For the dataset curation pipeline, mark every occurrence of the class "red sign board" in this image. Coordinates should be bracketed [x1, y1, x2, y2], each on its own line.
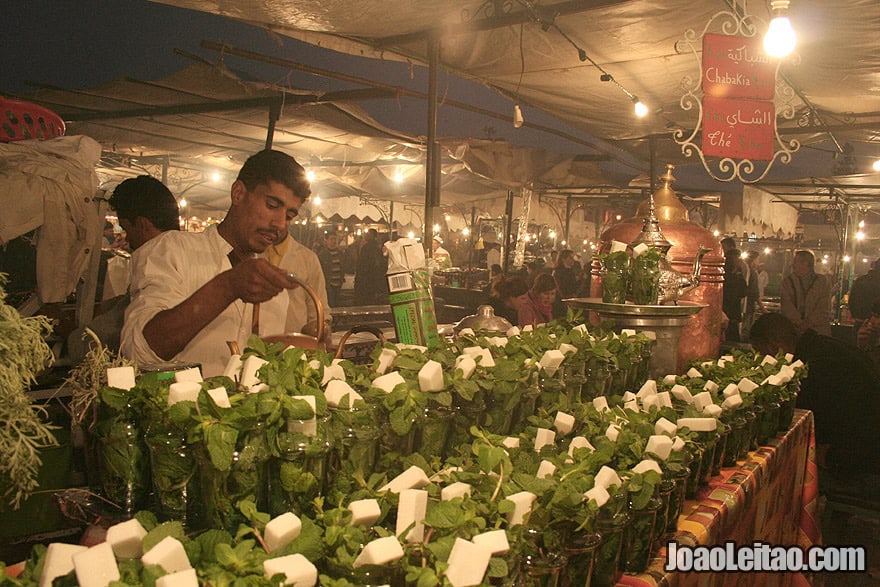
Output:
[702, 33, 775, 100]
[702, 96, 774, 161]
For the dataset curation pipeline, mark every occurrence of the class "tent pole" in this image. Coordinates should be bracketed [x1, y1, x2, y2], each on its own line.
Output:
[564, 195, 572, 246]
[424, 30, 440, 255]
[503, 191, 514, 273]
[265, 100, 281, 149]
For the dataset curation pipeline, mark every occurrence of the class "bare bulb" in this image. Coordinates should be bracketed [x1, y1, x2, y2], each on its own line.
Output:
[633, 100, 649, 118]
[513, 104, 524, 128]
[764, 16, 796, 57]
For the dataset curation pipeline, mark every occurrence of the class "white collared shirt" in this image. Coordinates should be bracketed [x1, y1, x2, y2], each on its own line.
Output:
[121, 224, 288, 377]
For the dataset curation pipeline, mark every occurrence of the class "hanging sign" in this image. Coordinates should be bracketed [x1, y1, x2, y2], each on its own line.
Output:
[701, 97, 774, 161]
[702, 33, 775, 100]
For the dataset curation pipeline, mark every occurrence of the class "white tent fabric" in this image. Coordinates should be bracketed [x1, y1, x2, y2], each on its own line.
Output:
[718, 185, 799, 239]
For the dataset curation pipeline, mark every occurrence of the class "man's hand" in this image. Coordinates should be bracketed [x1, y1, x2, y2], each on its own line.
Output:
[226, 258, 298, 303]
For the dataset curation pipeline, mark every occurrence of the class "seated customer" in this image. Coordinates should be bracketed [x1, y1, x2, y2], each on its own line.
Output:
[518, 273, 557, 328]
[488, 275, 529, 326]
[750, 312, 880, 481]
[856, 297, 880, 373]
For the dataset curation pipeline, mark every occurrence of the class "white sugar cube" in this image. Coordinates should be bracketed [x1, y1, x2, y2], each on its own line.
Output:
[678, 417, 717, 432]
[534, 428, 556, 452]
[670, 384, 693, 403]
[487, 336, 509, 347]
[472, 348, 495, 368]
[454, 355, 477, 379]
[502, 437, 520, 449]
[637, 379, 658, 398]
[641, 395, 659, 411]
[785, 353, 794, 362]
[717, 359, 727, 368]
[349, 498, 382, 526]
[645, 435, 674, 460]
[264, 512, 302, 553]
[692, 391, 713, 412]
[605, 424, 620, 442]
[610, 240, 628, 253]
[168, 381, 201, 406]
[558, 343, 578, 356]
[240, 355, 268, 390]
[324, 380, 363, 408]
[445, 538, 492, 587]
[624, 399, 640, 412]
[321, 363, 346, 386]
[206, 387, 231, 408]
[458, 327, 475, 337]
[287, 395, 317, 437]
[738, 378, 759, 393]
[553, 411, 576, 435]
[173, 367, 202, 383]
[505, 491, 537, 526]
[722, 383, 740, 398]
[222, 354, 242, 381]
[39, 543, 87, 587]
[105, 518, 147, 559]
[141, 536, 191, 574]
[307, 359, 321, 371]
[721, 394, 743, 410]
[353, 536, 404, 568]
[767, 374, 784, 386]
[396, 489, 428, 543]
[663, 374, 678, 384]
[506, 326, 521, 337]
[632, 243, 649, 257]
[106, 366, 136, 391]
[633, 459, 663, 476]
[156, 569, 198, 587]
[672, 436, 687, 452]
[621, 328, 637, 337]
[397, 344, 428, 352]
[592, 396, 610, 412]
[703, 404, 723, 417]
[263, 553, 317, 586]
[584, 485, 610, 508]
[73, 542, 119, 587]
[376, 348, 397, 374]
[536, 460, 557, 479]
[418, 360, 445, 392]
[687, 367, 703, 379]
[380, 465, 430, 493]
[568, 436, 595, 456]
[703, 380, 719, 393]
[655, 417, 678, 437]
[722, 355, 735, 362]
[656, 391, 673, 408]
[761, 355, 778, 366]
[572, 323, 589, 334]
[372, 371, 406, 393]
[441, 482, 472, 501]
[539, 350, 565, 375]
[622, 391, 637, 402]
[595, 465, 622, 489]
[473, 529, 509, 555]
[522, 324, 534, 332]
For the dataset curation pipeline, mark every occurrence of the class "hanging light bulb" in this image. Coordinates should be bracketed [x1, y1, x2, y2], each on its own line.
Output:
[513, 104, 524, 128]
[313, 196, 321, 205]
[306, 170, 316, 182]
[633, 98, 649, 118]
[873, 159, 880, 172]
[764, 0, 796, 58]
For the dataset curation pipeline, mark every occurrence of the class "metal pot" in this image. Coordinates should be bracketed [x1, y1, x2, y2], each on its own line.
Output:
[453, 305, 513, 335]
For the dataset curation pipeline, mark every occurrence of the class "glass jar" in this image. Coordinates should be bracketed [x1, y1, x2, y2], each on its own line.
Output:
[654, 478, 675, 548]
[561, 360, 587, 406]
[93, 400, 149, 516]
[623, 497, 661, 573]
[748, 404, 764, 451]
[328, 403, 382, 479]
[199, 443, 269, 532]
[562, 531, 601, 587]
[756, 401, 780, 446]
[723, 416, 747, 468]
[778, 391, 797, 432]
[666, 464, 690, 534]
[512, 384, 541, 432]
[738, 408, 756, 460]
[268, 414, 332, 517]
[711, 426, 729, 476]
[412, 405, 456, 461]
[631, 252, 662, 305]
[685, 446, 704, 500]
[145, 427, 202, 530]
[582, 363, 611, 402]
[517, 551, 567, 587]
[592, 513, 630, 587]
[601, 252, 630, 304]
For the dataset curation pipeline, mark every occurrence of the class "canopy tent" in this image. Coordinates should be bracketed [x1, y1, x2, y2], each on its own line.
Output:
[153, 0, 880, 169]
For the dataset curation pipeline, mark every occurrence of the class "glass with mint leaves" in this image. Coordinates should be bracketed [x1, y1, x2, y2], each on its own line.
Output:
[601, 250, 630, 304]
[630, 248, 664, 305]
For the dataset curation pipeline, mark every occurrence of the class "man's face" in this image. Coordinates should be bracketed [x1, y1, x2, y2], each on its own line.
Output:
[326, 234, 338, 249]
[231, 179, 303, 254]
[118, 218, 144, 250]
[793, 256, 811, 278]
[432, 239, 440, 251]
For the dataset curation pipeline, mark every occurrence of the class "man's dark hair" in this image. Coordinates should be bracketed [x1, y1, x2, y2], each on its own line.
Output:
[109, 175, 180, 231]
[499, 275, 529, 299]
[236, 149, 311, 201]
[750, 312, 799, 351]
[720, 236, 736, 251]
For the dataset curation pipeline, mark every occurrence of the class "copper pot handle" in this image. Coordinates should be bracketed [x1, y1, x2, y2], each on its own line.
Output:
[334, 324, 386, 360]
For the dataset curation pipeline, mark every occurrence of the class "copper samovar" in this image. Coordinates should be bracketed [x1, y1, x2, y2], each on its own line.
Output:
[591, 165, 725, 369]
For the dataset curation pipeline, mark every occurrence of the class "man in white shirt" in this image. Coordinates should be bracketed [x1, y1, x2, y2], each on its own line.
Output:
[121, 150, 309, 376]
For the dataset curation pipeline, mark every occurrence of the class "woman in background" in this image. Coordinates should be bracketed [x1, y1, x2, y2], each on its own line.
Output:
[519, 273, 558, 327]
[488, 275, 529, 326]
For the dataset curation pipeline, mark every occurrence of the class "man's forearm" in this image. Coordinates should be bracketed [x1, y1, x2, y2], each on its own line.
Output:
[143, 272, 236, 360]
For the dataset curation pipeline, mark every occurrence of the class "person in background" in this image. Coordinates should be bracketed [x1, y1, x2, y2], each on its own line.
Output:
[750, 312, 880, 482]
[741, 251, 766, 339]
[484, 264, 504, 297]
[525, 259, 547, 289]
[122, 150, 307, 377]
[488, 274, 529, 326]
[856, 298, 880, 373]
[354, 228, 388, 305]
[484, 234, 502, 270]
[781, 249, 832, 336]
[722, 250, 748, 342]
[431, 235, 452, 269]
[316, 231, 344, 307]
[552, 249, 580, 300]
[849, 258, 880, 330]
[519, 272, 558, 327]
[266, 229, 332, 344]
[68, 175, 180, 363]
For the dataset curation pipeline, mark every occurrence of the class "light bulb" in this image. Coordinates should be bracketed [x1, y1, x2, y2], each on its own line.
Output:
[513, 104, 524, 128]
[844, 255, 852, 263]
[764, 12, 796, 58]
[433, 224, 440, 232]
[462, 227, 470, 236]
[211, 172, 221, 183]
[313, 196, 321, 205]
[873, 159, 880, 172]
[394, 171, 404, 183]
[178, 198, 187, 208]
[633, 100, 649, 118]
[856, 230, 866, 241]
[407, 231, 415, 239]
[306, 170, 316, 182]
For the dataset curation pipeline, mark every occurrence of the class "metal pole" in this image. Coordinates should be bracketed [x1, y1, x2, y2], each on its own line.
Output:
[424, 30, 440, 255]
[564, 195, 572, 246]
[504, 190, 515, 273]
[649, 135, 657, 194]
[265, 100, 281, 150]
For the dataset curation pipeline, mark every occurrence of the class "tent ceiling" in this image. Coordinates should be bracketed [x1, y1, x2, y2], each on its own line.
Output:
[153, 0, 880, 153]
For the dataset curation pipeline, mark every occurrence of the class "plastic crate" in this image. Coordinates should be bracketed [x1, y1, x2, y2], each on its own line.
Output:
[1, 96, 66, 142]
